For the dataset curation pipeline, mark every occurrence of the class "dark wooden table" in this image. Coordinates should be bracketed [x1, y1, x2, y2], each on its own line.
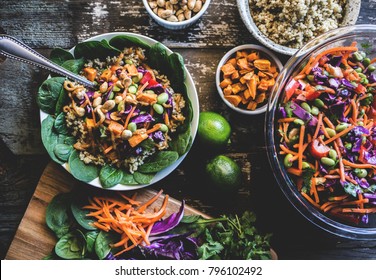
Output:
[1, 0, 376, 260]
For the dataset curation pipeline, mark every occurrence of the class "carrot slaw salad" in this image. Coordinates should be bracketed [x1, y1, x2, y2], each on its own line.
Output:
[277, 42, 376, 224]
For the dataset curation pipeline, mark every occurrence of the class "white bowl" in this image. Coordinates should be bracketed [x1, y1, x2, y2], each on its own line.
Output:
[216, 44, 283, 115]
[40, 32, 199, 191]
[237, 0, 361, 56]
[142, 0, 211, 30]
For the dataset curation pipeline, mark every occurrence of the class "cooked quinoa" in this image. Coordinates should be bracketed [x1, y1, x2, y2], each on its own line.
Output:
[249, 0, 347, 49]
[63, 47, 186, 174]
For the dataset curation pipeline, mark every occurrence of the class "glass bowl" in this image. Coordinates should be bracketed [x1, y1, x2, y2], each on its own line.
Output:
[266, 25, 376, 240]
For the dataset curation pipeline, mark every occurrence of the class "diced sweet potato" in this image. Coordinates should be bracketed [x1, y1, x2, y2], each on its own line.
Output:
[221, 63, 236, 76]
[136, 92, 158, 104]
[254, 59, 271, 71]
[225, 95, 242, 107]
[231, 83, 246, 94]
[255, 93, 266, 104]
[236, 51, 248, 59]
[100, 69, 112, 82]
[247, 101, 257, 110]
[128, 133, 148, 147]
[243, 89, 252, 100]
[231, 70, 240, 80]
[247, 52, 260, 62]
[227, 58, 237, 67]
[126, 64, 139, 76]
[220, 78, 233, 88]
[223, 85, 233, 96]
[237, 58, 252, 71]
[258, 79, 270, 92]
[83, 67, 97, 82]
[246, 76, 258, 100]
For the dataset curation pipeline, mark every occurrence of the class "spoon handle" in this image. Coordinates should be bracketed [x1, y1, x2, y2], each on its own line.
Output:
[0, 34, 96, 88]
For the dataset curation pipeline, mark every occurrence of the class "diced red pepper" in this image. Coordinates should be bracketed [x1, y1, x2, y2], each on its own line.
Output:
[285, 79, 300, 101]
[355, 83, 366, 94]
[140, 71, 152, 84]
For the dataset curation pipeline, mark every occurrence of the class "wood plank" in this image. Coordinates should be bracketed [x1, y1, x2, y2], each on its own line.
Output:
[5, 161, 211, 260]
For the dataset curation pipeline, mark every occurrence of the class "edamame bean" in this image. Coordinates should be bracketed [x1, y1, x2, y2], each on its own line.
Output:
[367, 65, 376, 72]
[352, 51, 363, 62]
[157, 92, 169, 104]
[329, 149, 337, 160]
[159, 124, 168, 132]
[301, 102, 311, 113]
[125, 59, 133, 65]
[153, 103, 164, 114]
[284, 154, 294, 168]
[307, 75, 314, 82]
[358, 73, 366, 79]
[325, 128, 336, 138]
[335, 122, 349, 132]
[311, 106, 319, 116]
[121, 130, 133, 140]
[355, 67, 363, 73]
[321, 157, 336, 167]
[128, 122, 137, 132]
[361, 78, 369, 85]
[128, 85, 137, 94]
[345, 143, 352, 150]
[363, 57, 371, 67]
[302, 162, 310, 169]
[132, 75, 140, 83]
[293, 119, 304, 126]
[314, 98, 325, 108]
[354, 168, 368, 178]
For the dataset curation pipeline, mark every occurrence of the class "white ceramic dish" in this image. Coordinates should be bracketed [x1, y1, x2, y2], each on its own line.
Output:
[40, 32, 199, 191]
[237, 0, 361, 56]
[142, 0, 211, 30]
[215, 44, 283, 115]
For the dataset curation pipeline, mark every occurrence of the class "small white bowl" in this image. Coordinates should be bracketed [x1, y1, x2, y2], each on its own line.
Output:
[216, 44, 283, 115]
[142, 0, 211, 30]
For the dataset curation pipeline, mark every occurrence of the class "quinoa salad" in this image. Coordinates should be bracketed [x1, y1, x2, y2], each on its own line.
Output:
[249, 0, 347, 49]
[63, 47, 186, 174]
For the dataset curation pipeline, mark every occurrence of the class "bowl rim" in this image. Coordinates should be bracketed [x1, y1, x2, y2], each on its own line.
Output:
[40, 32, 199, 191]
[142, 0, 211, 27]
[237, 0, 361, 56]
[265, 25, 376, 239]
[215, 44, 283, 115]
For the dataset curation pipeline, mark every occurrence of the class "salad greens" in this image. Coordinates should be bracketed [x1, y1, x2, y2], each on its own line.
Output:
[44, 191, 272, 260]
[37, 35, 194, 188]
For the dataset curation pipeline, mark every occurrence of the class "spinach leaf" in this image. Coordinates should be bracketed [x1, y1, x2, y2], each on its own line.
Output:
[54, 112, 68, 135]
[64, 136, 76, 145]
[60, 57, 85, 74]
[120, 170, 138, 185]
[170, 128, 192, 156]
[109, 35, 151, 51]
[55, 230, 86, 259]
[180, 215, 202, 224]
[99, 165, 124, 189]
[41, 115, 65, 164]
[37, 77, 66, 114]
[133, 171, 155, 184]
[148, 42, 169, 74]
[85, 231, 99, 254]
[95, 231, 119, 260]
[74, 40, 121, 60]
[167, 52, 186, 87]
[50, 48, 74, 66]
[53, 144, 73, 162]
[68, 150, 99, 182]
[46, 193, 72, 238]
[54, 80, 68, 115]
[70, 198, 97, 230]
[138, 151, 179, 173]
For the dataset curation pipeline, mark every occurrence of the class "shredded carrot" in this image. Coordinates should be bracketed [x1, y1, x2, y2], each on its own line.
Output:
[83, 190, 171, 257]
[313, 113, 323, 139]
[342, 159, 376, 169]
[123, 105, 136, 129]
[301, 191, 320, 208]
[324, 125, 355, 145]
[277, 117, 297, 123]
[342, 207, 376, 214]
[298, 125, 305, 170]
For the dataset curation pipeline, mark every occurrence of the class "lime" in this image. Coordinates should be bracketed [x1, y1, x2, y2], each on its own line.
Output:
[205, 155, 242, 192]
[197, 112, 231, 149]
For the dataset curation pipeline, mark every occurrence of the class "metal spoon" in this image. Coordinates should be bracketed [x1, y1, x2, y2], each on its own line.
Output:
[0, 34, 96, 88]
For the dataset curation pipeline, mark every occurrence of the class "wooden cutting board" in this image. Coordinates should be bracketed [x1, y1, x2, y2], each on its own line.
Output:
[5, 161, 210, 260]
